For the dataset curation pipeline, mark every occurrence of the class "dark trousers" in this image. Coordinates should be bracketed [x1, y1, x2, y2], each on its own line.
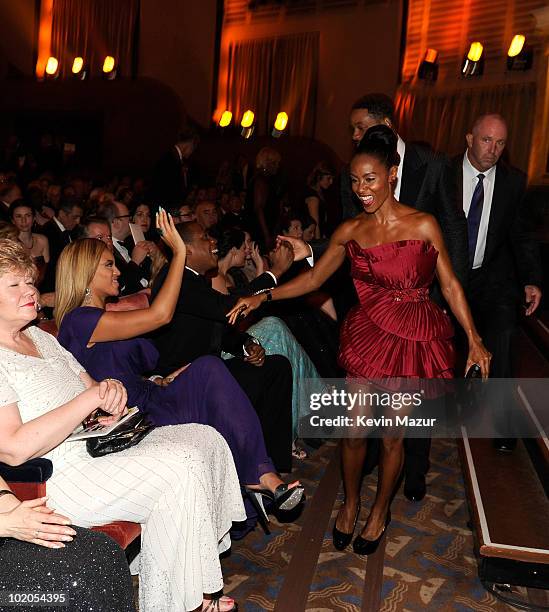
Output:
[468, 268, 517, 379]
[225, 355, 293, 473]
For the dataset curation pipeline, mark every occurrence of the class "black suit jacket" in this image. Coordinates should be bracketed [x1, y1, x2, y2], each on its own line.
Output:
[150, 267, 276, 375]
[453, 156, 542, 303]
[41, 219, 72, 291]
[338, 143, 469, 289]
[112, 244, 150, 296]
[151, 148, 198, 206]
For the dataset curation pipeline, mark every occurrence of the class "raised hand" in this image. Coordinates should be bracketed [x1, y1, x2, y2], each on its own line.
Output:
[156, 207, 186, 258]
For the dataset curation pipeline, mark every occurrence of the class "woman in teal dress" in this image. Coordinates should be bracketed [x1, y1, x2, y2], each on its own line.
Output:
[211, 226, 324, 457]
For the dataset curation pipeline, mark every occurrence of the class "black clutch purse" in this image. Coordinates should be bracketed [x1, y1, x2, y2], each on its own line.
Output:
[86, 411, 155, 458]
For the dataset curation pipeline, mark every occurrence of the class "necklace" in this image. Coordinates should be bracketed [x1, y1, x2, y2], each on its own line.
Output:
[21, 234, 34, 251]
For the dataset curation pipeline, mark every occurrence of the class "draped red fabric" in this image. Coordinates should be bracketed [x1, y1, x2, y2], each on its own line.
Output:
[50, 0, 138, 77]
[226, 32, 319, 137]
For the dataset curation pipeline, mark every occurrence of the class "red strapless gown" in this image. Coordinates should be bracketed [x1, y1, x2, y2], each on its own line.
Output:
[339, 239, 455, 379]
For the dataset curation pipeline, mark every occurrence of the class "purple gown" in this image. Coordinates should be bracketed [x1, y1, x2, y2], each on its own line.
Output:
[57, 306, 275, 485]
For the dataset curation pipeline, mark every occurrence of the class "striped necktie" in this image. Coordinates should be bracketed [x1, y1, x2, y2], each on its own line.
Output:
[467, 173, 485, 265]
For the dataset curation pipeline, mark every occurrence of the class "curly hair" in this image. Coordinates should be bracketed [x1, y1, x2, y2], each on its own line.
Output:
[0, 238, 37, 280]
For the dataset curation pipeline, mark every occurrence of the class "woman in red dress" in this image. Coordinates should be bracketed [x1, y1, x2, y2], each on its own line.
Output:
[227, 125, 491, 554]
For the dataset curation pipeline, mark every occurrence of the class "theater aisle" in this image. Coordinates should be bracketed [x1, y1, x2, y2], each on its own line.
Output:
[220, 440, 549, 611]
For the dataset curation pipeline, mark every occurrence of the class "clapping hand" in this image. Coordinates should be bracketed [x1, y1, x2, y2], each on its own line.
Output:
[2, 497, 76, 549]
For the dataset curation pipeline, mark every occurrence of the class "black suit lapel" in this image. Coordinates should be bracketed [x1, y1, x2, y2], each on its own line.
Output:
[400, 145, 426, 208]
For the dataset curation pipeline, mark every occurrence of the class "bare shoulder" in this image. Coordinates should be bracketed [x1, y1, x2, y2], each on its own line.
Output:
[411, 211, 442, 241]
[34, 233, 48, 246]
[331, 216, 363, 245]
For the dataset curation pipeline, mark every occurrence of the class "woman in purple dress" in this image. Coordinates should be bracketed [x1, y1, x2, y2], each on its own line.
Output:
[54, 210, 304, 517]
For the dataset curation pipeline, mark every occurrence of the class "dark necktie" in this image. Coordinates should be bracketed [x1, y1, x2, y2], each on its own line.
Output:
[467, 173, 485, 265]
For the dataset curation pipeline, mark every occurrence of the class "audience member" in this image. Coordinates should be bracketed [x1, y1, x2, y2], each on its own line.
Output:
[0, 184, 23, 222]
[0, 237, 246, 612]
[194, 200, 219, 230]
[99, 201, 157, 294]
[9, 201, 50, 287]
[56, 214, 304, 520]
[152, 127, 200, 205]
[0, 475, 135, 611]
[248, 148, 284, 248]
[304, 162, 334, 238]
[150, 222, 295, 472]
[41, 199, 83, 292]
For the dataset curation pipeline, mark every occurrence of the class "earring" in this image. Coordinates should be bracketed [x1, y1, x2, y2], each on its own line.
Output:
[83, 287, 92, 306]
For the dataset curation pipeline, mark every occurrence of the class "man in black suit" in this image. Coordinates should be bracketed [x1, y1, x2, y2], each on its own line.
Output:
[150, 222, 295, 472]
[98, 201, 158, 295]
[0, 183, 23, 222]
[152, 128, 199, 206]
[41, 198, 83, 292]
[456, 113, 542, 451]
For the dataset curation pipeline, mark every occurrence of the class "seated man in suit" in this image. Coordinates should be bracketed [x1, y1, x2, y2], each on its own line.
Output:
[98, 201, 159, 295]
[150, 221, 295, 472]
[41, 198, 83, 292]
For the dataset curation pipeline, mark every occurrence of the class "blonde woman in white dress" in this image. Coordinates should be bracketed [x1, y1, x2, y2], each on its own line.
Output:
[0, 228, 245, 612]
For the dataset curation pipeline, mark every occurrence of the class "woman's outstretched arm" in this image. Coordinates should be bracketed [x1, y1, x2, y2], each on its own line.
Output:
[226, 220, 354, 324]
[89, 209, 186, 342]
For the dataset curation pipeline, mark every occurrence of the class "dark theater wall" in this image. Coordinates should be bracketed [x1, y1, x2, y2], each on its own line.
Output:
[218, 0, 404, 161]
[138, 0, 219, 129]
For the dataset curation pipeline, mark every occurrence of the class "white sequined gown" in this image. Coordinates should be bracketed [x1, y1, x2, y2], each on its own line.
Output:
[0, 327, 246, 612]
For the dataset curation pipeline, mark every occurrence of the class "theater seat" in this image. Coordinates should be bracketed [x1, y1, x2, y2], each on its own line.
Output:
[0, 459, 142, 552]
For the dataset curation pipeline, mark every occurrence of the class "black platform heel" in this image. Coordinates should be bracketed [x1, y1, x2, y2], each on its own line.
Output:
[352, 510, 391, 556]
[332, 503, 360, 551]
[245, 484, 306, 535]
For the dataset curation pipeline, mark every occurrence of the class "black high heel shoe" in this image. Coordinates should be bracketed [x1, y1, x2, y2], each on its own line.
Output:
[245, 484, 306, 535]
[352, 511, 391, 556]
[332, 504, 360, 551]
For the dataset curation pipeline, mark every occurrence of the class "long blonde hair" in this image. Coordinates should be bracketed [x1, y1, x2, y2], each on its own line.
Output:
[54, 239, 106, 328]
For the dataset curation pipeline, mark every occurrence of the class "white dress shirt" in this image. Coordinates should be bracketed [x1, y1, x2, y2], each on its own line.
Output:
[394, 136, 406, 200]
[462, 152, 497, 269]
[53, 216, 71, 240]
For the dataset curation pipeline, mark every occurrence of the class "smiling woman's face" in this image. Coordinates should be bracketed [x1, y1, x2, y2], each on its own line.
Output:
[88, 248, 121, 300]
[0, 270, 38, 327]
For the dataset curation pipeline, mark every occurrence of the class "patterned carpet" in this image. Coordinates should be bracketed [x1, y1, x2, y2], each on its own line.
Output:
[219, 440, 549, 611]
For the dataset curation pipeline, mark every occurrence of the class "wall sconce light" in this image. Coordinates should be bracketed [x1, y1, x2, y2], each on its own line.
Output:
[507, 35, 532, 71]
[218, 111, 232, 128]
[418, 48, 438, 81]
[240, 110, 255, 138]
[102, 56, 117, 79]
[71, 57, 87, 80]
[45, 56, 59, 79]
[272, 112, 288, 137]
[462, 42, 484, 77]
